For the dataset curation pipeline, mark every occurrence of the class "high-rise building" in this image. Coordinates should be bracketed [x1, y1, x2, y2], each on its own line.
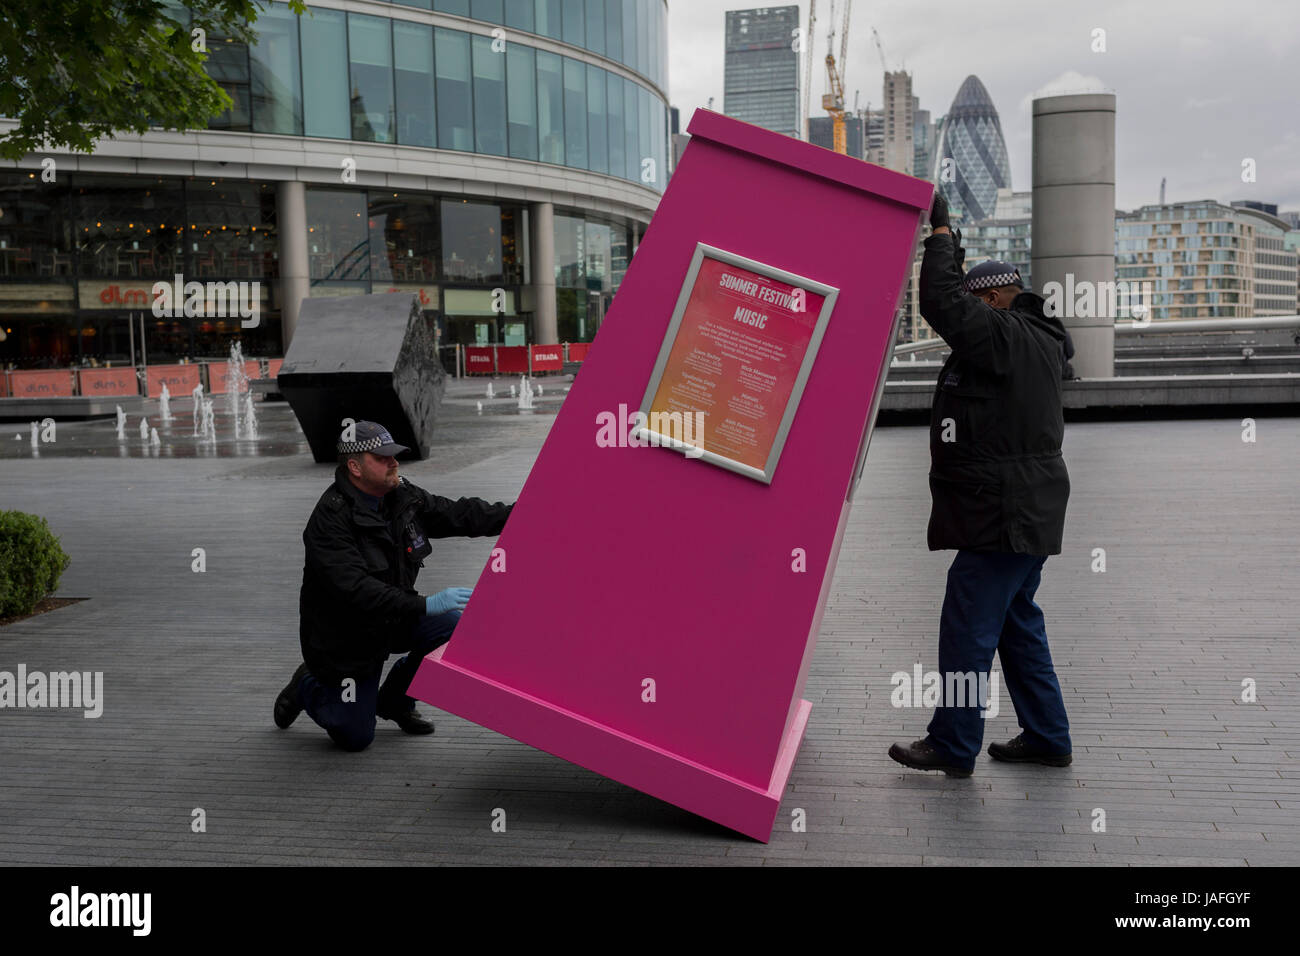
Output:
[1117, 201, 1298, 319]
[933, 75, 1012, 222]
[808, 115, 864, 159]
[913, 100, 936, 180]
[723, 6, 800, 137]
[880, 71, 914, 174]
[863, 109, 885, 163]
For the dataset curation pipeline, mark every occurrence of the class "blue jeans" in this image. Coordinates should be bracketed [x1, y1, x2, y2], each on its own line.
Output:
[298, 610, 460, 751]
[925, 551, 1071, 770]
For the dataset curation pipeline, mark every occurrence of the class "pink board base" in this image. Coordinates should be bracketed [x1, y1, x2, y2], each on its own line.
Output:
[409, 648, 812, 843]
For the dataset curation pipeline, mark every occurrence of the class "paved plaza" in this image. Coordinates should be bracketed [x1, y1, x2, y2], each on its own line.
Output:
[1, 380, 1297, 865]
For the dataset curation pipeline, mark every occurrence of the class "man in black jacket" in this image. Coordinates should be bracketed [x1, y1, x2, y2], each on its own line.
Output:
[888, 194, 1073, 777]
[273, 420, 513, 751]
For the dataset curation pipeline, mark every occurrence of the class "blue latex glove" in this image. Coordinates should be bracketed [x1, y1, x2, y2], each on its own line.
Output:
[426, 587, 472, 616]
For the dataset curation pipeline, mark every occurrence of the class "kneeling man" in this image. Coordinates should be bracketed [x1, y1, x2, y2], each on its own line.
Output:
[274, 420, 513, 751]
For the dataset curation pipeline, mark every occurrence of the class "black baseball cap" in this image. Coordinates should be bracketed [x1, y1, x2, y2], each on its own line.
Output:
[336, 420, 409, 456]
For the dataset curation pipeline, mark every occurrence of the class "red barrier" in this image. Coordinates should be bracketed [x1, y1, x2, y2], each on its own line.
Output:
[264, 358, 284, 379]
[0, 372, 7, 397]
[567, 342, 591, 362]
[495, 346, 528, 374]
[78, 368, 139, 397]
[208, 360, 262, 394]
[145, 364, 201, 398]
[465, 347, 496, 375]
[9, 370, 76, 398]
[530, 345, 563, 372]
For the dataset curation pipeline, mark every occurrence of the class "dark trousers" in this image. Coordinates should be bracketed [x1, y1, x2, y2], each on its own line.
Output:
[299, 610, 460, 751]
[925, 550, 1071, 770]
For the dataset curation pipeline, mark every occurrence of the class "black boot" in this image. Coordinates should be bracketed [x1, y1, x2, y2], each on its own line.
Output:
[379, 706, 435, 735]
[274, 662, 310, 729]
[888, 738, 973, 777]
[988, 733, 1072, 766]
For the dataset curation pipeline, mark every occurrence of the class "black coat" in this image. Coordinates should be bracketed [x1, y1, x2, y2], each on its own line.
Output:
[919, 232, 1070, 555]
[298, 467, 512, 684]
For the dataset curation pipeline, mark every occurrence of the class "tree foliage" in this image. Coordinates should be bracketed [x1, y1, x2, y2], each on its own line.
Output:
[0, 0, 307, 160]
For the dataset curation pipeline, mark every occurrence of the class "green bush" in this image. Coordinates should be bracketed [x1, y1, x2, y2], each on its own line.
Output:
[0, 511, 71, 618]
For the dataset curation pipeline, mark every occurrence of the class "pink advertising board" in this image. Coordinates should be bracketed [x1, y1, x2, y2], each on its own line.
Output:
[408, 109, 932, 841]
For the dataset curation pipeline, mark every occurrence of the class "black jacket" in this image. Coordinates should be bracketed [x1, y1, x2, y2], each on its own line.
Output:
[299, 467, 512, 684]
[919, 231, 1070, 555]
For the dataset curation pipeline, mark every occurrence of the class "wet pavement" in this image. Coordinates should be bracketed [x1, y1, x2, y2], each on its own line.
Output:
[0, 374, 567, 461]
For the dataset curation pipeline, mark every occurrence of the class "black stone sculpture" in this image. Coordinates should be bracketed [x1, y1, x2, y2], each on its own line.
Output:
[277, 293, 445, 462]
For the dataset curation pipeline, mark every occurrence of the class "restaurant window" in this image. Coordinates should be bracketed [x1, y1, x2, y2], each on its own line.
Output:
[0, 172, 76, 280]
[185, 179, 279, 279]
[75, 176, 185, 280]
[369, 193, 441, 285]
[442, 199, 503, 283]
[306, 189, 369, 281]
[554, 213, 584, 288]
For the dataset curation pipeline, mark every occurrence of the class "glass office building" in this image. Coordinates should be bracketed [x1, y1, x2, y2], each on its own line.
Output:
[0, 0, 669, 367]
[932, 75, 1011, 223]
[723, 6, 799, 138]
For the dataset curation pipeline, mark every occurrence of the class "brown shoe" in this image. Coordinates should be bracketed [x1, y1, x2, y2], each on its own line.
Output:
[888, 739, 973, 777]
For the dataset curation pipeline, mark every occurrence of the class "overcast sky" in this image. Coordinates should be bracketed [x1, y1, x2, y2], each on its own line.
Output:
[666, 0, 1300, 213]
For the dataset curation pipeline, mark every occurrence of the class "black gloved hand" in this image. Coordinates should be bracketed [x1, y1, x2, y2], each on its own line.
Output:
[929, 191, 951, 230]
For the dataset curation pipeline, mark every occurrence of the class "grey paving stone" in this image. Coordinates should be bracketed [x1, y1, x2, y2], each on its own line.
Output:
[0, 392, 1297, 865]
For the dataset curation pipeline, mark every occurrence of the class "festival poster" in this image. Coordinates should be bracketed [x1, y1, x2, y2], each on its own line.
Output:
[645, 253, 827, 475]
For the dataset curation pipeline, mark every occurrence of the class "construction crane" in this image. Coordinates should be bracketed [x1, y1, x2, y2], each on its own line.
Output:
[822, 0, 852, 154]
[872, 26, 887, 72]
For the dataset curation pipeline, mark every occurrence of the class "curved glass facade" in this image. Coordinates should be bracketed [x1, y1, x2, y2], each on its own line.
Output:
[0, 2, 667, 369]
[190, 1, 669, 192]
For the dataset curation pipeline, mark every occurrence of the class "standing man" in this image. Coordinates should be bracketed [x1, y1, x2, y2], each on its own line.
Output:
[274, 420, 513, 752]
[888, 194, 1073, 777]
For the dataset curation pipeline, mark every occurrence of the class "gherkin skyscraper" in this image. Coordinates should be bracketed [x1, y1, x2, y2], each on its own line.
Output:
[932, 76, 1011, 222]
